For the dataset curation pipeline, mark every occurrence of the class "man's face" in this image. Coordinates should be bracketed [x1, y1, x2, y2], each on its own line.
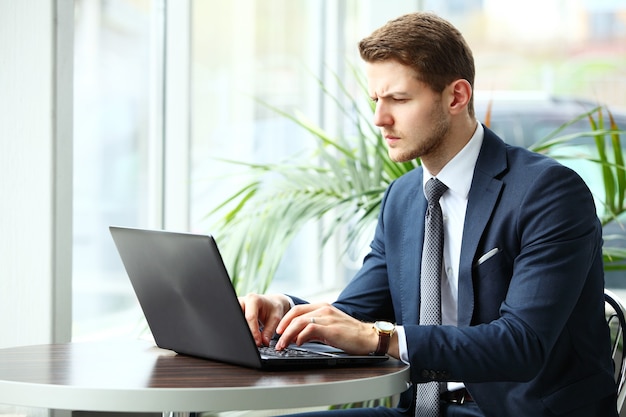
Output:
[365, 60, 450, 163]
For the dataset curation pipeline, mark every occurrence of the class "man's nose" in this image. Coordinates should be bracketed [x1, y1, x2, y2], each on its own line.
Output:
[373, 102, 392, 127]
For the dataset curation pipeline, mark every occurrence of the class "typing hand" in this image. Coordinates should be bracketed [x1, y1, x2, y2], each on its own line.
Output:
[238, 293, 292, 347]
[275, 303, 378, 356]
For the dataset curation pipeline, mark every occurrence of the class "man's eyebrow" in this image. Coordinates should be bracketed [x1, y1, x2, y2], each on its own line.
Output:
[374, 91, 411, 98]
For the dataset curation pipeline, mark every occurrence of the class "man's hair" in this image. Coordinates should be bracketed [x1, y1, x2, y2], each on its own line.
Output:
[359, 12, 475, 117]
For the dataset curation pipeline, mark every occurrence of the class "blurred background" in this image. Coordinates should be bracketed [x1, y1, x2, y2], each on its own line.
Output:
[72, 0, 626, 340]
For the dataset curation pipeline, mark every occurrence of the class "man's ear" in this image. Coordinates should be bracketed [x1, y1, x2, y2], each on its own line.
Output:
[447, 79, 472, 115]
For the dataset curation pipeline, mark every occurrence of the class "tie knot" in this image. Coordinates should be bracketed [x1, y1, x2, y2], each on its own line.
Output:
[425, 177, 448, 204]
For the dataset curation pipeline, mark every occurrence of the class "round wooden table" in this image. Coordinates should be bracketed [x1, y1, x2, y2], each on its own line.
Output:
[0, 340, 411, 414]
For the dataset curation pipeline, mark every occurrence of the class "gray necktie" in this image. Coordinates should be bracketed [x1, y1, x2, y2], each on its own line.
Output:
[416, 177, 448, 417]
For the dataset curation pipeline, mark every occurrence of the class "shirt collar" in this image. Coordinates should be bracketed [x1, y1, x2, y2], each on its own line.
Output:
[423, 122, 484, 199]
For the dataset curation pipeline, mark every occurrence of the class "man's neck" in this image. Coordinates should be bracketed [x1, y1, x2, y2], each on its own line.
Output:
[421, 119, 478, 176]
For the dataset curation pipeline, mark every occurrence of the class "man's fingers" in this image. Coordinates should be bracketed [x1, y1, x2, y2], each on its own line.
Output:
[240, 296, 264, 346]
[275, 306, 326, 350]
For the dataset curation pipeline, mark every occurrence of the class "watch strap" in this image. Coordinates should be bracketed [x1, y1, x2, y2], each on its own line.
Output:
[374, 330, 391, 355]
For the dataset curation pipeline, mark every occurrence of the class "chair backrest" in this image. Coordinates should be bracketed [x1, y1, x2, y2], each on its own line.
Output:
[605, 289, 626, 415]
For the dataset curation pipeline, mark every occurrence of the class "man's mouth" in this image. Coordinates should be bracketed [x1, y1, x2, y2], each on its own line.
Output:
[385, 135, 400, 146]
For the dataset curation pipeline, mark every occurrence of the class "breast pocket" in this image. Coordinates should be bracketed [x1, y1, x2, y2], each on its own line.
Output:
[472, 248, 513, 323]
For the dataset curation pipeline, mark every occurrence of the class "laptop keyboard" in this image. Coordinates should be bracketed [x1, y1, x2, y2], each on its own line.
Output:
[258, 345, 327, 358]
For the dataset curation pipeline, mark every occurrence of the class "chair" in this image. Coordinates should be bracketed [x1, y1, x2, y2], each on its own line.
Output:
[605, 289, 626, 415]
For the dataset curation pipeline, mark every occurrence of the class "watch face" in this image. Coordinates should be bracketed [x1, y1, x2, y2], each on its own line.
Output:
[376, 321, 394, 332]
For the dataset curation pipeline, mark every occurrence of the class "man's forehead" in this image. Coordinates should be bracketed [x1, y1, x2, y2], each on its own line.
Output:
[365, 61, 423, 95]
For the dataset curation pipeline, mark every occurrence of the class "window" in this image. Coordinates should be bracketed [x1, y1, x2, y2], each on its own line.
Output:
[189, 0, 326, 296]
[73, 0, 159, 339]
[73, 0, 626, 340]
[189, 0, 422, 297]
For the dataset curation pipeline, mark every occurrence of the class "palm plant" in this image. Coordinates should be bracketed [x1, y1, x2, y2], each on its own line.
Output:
[207, 71, 626, 295]
[207, 68, 419, 294]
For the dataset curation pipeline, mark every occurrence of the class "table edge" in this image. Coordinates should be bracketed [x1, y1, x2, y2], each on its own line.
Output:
[0, 365, 411, 412]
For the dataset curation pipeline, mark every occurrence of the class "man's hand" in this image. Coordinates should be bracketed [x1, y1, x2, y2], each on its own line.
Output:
[274, 303, 380, 356]
[238, 293, 291, 347]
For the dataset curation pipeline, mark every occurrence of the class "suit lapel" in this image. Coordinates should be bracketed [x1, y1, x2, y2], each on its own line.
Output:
[457, 128, 507, 326]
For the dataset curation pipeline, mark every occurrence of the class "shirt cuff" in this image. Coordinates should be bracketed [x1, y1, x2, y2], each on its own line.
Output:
[395, 325, 410, 365]
[284, 294, 296, 308]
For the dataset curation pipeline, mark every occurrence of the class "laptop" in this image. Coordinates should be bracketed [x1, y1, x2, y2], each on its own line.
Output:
[109, 226, 389, 369]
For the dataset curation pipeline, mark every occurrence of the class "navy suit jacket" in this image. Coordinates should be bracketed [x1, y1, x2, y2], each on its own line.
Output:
[329, 127, 617, 416]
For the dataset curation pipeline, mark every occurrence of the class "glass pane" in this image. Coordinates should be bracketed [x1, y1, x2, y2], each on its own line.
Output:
[190, 0, 326, 296]
[73, 0, 156, 340]
[73, 0, 626, 339]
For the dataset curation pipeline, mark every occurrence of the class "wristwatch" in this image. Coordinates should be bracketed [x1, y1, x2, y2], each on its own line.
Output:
[372, 321, 396, 355]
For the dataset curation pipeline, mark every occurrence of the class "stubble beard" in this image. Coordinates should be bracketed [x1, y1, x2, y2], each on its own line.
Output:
[388, 107, 450, 163]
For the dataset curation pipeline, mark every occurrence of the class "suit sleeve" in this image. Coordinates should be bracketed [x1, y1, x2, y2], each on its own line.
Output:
[332, 181, 398, 323]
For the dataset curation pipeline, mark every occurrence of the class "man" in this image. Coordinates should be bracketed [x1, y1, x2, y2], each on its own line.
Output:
[239, 12, 618, 417]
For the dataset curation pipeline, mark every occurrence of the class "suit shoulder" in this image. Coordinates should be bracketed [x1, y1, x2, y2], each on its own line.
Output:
[482, 127, 579, 179]
[505, 142, 580, 179]
[388, 164, 423, 187]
